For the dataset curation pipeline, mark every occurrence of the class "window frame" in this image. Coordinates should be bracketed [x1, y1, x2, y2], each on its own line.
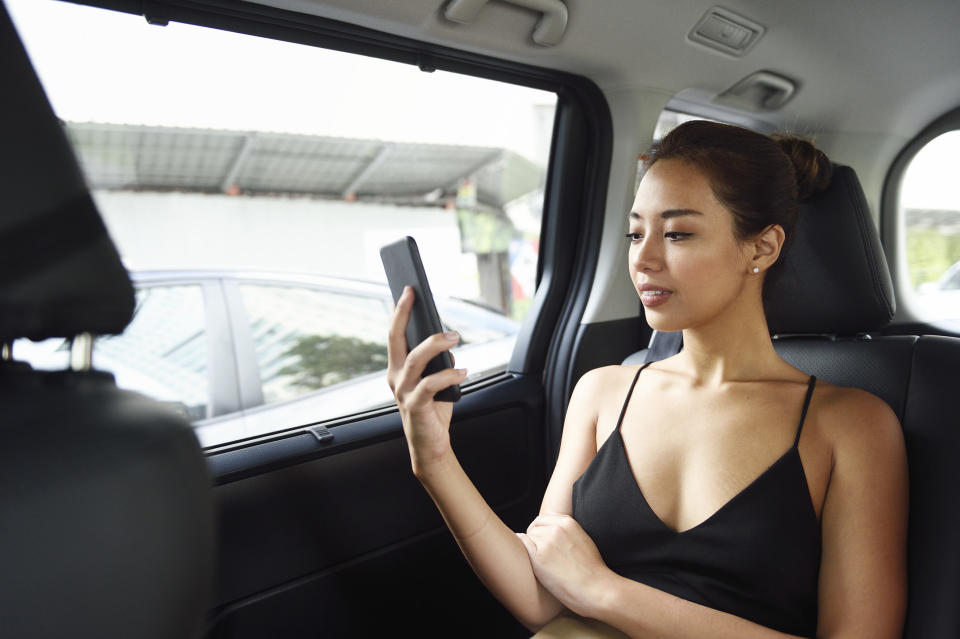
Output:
[882, 104, 960, 333]
[125, 274, 241, 419]
[62, 0, 612, 456]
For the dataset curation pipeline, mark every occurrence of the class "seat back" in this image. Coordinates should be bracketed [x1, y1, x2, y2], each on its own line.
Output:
[762, 166, 959, 638]
[0, 4, 214, 638]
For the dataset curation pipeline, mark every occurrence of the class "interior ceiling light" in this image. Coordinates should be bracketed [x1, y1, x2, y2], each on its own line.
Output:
[442, 0, 568, 47]
[687, 6, 765, 57]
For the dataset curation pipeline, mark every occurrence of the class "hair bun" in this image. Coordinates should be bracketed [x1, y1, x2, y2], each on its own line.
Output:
[772, 134, 833, 201]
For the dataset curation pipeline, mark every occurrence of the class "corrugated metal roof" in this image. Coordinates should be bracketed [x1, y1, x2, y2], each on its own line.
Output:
[65, 122, 543, 208]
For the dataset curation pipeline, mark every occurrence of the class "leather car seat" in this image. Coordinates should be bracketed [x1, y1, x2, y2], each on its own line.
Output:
[768, 164, 959, 639]
[627, 163, 960, 638]
[0, 3, 215, 638]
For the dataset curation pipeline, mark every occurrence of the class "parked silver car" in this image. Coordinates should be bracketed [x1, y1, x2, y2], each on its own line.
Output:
[15, 270, 520, 448]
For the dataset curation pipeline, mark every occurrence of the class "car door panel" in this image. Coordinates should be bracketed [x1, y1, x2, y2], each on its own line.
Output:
[207, 374, 545, 637]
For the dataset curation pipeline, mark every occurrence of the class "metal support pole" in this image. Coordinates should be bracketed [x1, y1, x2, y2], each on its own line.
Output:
[70, 333, 94, 371]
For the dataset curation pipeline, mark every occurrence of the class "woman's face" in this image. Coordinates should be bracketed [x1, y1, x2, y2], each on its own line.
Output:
[628, 158, 754, 332]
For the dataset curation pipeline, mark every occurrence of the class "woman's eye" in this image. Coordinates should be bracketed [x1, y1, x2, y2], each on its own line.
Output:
[665, 232, 693, 241]
[624, 232, 643, 243]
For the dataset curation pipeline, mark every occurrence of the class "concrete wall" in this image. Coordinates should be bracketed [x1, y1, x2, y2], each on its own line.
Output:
[93, 190, 480, 298]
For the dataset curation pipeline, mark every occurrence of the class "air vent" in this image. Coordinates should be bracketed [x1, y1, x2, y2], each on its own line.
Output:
[688, 6, 765, 57]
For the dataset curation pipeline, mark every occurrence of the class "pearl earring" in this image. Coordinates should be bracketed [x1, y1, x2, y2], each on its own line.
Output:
[752, 266, 760, 274]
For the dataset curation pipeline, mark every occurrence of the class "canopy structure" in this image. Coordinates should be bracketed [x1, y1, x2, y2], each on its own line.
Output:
[65, 122, 543, 209]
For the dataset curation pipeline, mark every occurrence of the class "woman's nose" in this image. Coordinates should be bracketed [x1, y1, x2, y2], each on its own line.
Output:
[631, 236, 664, 272]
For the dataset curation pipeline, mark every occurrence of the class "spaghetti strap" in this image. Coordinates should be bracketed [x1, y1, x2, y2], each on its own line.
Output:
[793, 375, 817, 448]
[615, 362, 650, 432]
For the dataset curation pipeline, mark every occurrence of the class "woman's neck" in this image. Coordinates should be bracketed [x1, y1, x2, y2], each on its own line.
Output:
[674, 294, 789, 387]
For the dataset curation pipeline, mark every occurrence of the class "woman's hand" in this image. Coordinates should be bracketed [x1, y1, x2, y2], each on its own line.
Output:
[517, 512, 614, 618]
[387, 286, 467, 476]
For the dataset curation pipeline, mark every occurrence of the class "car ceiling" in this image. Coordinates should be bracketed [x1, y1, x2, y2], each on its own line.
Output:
[250, 0, 960, 143]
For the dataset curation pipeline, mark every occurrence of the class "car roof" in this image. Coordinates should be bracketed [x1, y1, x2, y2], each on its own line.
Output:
[131, 268, 391, 294]
[256, 0, 960, 143]
[130, 268, 521, 329]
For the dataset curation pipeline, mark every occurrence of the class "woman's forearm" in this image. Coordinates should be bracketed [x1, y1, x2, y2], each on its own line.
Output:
[586, 572, 805, 639]
[414, 446, 564, 631]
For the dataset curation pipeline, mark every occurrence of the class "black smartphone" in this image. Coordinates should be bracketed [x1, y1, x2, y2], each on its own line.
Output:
[380, 236, 461, 402]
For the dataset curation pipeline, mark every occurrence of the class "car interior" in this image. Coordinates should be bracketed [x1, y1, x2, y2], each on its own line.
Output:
[1, 1, 958, 638]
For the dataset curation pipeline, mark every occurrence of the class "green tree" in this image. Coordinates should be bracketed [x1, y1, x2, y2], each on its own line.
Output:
[277, 334, 388, 391]
[907, 228, 960, 287]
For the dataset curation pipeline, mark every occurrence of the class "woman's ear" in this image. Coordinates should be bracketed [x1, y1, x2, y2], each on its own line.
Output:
[749, 224, 785, 273]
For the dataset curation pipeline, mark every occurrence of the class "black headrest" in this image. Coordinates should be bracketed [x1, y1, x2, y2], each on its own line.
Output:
[765, 164, 895, 335]
[0, 3, 134, 343]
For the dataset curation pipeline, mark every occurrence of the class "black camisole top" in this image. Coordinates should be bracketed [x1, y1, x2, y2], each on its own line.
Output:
[572, 363, 821, 637]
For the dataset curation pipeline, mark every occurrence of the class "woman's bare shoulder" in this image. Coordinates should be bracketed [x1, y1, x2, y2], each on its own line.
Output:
[565, 365, 642, 434]
[576, 364, 643, 392]
[810, 380, 903, 458]
[541, 365, 646, 514]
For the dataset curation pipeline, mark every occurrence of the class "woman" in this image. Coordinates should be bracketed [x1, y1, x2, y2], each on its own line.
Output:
[386, 121, 908, 638]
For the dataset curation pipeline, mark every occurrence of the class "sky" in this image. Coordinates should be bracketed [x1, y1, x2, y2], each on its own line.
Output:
[7, 0, 959, 212]
[6, 0, 556, 163]
[900, 131, 960, 211]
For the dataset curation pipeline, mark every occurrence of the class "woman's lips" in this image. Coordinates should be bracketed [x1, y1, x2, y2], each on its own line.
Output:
[639, 288, 673, 307]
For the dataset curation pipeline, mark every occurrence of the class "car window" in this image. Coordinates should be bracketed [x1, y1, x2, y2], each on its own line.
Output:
[8, 0, 556, 446]
[900, 130, 960, 326]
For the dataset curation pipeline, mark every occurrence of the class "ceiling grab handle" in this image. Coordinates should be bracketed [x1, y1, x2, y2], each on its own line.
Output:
[443, 0, 568, 46]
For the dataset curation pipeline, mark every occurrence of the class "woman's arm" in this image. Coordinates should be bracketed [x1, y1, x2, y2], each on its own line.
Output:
[413, 446, 562, 630]
[520, 512, 808, 639]
[813, 388, 908, 638]
[387, 287, 607, 630]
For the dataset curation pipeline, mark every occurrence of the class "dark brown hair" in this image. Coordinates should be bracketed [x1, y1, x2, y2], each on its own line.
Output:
[645, 120, 832, 298]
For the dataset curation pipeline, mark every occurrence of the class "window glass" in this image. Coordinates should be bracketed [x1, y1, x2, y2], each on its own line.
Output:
[11, 338, 70, 371]
[900, 130, 960, 328]
[236, 282, 521, 420]
[12, 285, 209, 423]
[97, 285, 209, 421]
[8, 0, 554, 445]
[238, 284, 391, 406]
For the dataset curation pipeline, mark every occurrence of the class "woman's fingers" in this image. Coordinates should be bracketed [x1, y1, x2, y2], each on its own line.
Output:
[387, 285, 464, 403]
[405, 366, 467, 405]
[387, 286, 414, 390]
[516, 532, 537, 557]
[396, 332, 460, 395]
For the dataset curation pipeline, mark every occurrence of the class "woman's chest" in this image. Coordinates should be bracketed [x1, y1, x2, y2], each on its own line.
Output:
[593, 391, 830, 534]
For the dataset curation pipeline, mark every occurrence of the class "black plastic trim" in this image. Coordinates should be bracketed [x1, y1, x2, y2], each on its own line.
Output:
[883, 321, 960, 339]
[69, 0, 577, 91]
[539, 97, 613, 471]
[207, 373, 542, 484]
